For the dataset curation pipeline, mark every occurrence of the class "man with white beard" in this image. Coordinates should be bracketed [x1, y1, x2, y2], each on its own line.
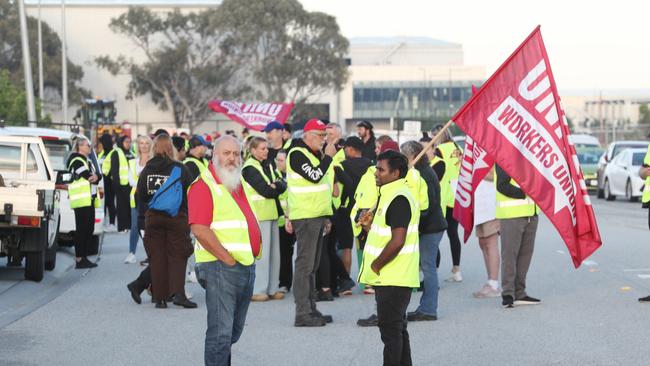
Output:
[188, 135, 262, 366]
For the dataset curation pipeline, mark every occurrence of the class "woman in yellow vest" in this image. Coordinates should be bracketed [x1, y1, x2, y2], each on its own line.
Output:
[242, 137, 287, 301]
[67, 137, 102, 269]
[125, 135, 152, 264]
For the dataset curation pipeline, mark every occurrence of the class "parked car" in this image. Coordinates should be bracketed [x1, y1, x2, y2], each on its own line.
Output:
[0, 135, 64, 281]
[576, 147, 604, 192]
[602, 148, 646, 202]
[569, 134, 601, 149]
[0, 127, 105, 253]
[597, 141, 649, 198]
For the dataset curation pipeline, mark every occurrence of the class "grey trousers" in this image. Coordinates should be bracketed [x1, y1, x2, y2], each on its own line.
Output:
[499, 216, 538, 299]
[292, 217, 326, 318]
[253, 220, 281, 296]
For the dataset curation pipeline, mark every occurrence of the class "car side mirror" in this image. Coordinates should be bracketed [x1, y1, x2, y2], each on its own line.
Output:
[56, 171, 73, 184]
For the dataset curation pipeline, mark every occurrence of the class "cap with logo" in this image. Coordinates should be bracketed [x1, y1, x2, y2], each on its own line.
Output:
[304, 118, 327, 133]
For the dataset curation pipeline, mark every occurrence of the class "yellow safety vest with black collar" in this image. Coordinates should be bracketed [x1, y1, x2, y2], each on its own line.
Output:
[129, 159, 138, 208]
[430, 155, 449, 216]
[358, 178, 420, 288]
[495, 169, 537, 219]
[241, 158, 279, 221]
[437, 141, 462, 208]
[192, 168, 260, 265]
[286, 146, 333, 220]
[101, 148, 129, 185]
[68, 157, 93, 209]
[329, 148, 346, 209]
[405, 168, 429, 212]
[642, 144, 650, 204]
[183, 156, 209, 179]
[350, 166, 378, 237]
[277, 169, 289, 227]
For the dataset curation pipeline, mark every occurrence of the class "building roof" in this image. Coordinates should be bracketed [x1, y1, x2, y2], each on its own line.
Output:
[350, 36, 460, 48]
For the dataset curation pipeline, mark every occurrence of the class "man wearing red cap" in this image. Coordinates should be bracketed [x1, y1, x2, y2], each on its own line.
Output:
[286, 118, 337, 326]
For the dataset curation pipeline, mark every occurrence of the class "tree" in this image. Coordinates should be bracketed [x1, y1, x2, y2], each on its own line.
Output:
[0, 70, 49, 125]
[215, 0, 350, 118]
[639, 104, 650, 125]
[0, 1, 90, 109]
[95, 7, 248, 129]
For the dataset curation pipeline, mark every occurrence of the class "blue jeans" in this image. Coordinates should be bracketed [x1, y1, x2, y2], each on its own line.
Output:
[196, 261, 255, 366]
[416, 232, 444, 316]
[129, 207, 139, 253]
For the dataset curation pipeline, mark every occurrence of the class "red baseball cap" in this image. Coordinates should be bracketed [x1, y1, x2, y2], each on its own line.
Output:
[303, 118, 327, 133]
[379, 140, 399, 153]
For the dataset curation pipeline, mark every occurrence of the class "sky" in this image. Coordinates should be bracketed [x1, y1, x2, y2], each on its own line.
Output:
[300, 0, 650, 96]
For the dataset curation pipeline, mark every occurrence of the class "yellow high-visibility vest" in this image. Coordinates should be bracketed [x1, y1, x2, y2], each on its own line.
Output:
[286, 146, 333, 220]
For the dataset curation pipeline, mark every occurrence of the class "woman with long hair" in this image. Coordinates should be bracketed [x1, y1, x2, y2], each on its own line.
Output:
[125, 135, 152, 264]
[241, 137, 286, 301]
[136, 134, 195, 309]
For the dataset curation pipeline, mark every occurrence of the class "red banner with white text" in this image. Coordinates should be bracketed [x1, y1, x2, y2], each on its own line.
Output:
[451, 26, 602, 267]
[208, 100, 294, 131]
[453, 136, 495, 242]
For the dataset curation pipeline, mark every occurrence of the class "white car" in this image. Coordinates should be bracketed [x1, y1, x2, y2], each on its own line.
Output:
[602, 148, 647, 202]
[597, 140, 648, 198]
[0, 127, 105, 252]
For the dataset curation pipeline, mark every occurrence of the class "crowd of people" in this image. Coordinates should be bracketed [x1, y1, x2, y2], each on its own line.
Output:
[66, 118, 543, 366]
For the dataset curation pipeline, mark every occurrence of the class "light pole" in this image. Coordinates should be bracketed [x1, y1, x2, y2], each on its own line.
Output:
[18, 0, 38, 126]
[61, 0, 68, 124]
[37, 0, 44, 119]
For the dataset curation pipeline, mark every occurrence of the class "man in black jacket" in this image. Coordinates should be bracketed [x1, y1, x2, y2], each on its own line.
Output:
[400, 141, 448, 321]
[356, 120, 377, 162]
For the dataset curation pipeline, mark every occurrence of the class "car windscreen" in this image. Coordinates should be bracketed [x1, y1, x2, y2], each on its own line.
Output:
[577, 150, 602, 165]
[613, 143, 647, 158]
[633, 152, 646, 166]
[43, 139, 71, 171]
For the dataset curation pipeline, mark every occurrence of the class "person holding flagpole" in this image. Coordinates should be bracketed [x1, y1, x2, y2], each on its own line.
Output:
[495, 165, 541, 308]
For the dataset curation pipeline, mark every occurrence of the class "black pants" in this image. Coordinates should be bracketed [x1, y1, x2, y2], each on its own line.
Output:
[115, 184, 131, 231]
[375, 286, 412, 366]
[279, 225, 295, 290]
[444, 206, 461, 266]
[73, 204, 95, 258]
[104, 177, 116, 224]
[317, 225, 351, 290]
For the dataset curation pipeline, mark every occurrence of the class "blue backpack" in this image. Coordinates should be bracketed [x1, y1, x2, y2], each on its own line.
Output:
[148, 166, 183, 217]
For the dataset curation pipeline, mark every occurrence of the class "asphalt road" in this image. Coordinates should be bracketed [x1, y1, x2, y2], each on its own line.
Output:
[1, 198, 650, 366]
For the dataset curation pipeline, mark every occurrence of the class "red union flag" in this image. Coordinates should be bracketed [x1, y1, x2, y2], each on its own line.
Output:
[453, 135, 495, 242]
[451, 26, 602, 267]
[208, 100, 294, 131]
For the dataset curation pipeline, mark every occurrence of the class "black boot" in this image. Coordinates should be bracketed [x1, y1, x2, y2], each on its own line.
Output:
[173, 293, 198, 309]
[127, 281, 144, 304]
[155, 300, 167, 309]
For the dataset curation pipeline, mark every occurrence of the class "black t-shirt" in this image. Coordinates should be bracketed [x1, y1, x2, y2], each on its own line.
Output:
[385, 195, 411, 229]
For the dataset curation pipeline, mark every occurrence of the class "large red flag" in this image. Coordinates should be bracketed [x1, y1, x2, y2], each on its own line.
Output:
[453, 135, 495, 242]
[208, 100, 294, 131]
[451, 26, 602, 267]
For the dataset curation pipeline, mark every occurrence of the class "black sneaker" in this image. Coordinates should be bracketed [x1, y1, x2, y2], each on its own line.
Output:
[140, 258, 149, 266]
[316, 289, 334, 302]
[312, 309, 333, 323]
[502, 295, 514, 309]
[173, 293, 198, 309]
[514, 296, 541, 306]
[155, 300, 167, 309]
[295, 315, 326, 327]
[357, 314, 378, 327]
[75, 258, 97, 269]
[338, 279, 356, 294]
[407, 311, 437, 321]
[639, 295, 650, 302]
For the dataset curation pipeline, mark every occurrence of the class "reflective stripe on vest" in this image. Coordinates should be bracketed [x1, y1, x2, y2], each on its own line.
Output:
[358, 178, 420, 288]
[101, 148, 129, 185]
[241, 158, 279, 221]
[642, 145, 650, 204]
[68, 157, 92, 208]
[286, 147, 333, 220]
[193, 169, 257, 265]
[494, 170, 537, 219]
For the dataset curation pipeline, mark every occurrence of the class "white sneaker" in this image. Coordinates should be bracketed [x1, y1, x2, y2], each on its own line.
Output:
[124, 253, 136, 264]
[445, 271, 463, 282]
[104, 224, 117, 233]
[186, 271, 198, 283]
[473, 284, 502, 298]
[278, 286, 289, 294]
